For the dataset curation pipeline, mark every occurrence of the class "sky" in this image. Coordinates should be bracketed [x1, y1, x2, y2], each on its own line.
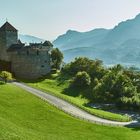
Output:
[0, 0, 140, 40]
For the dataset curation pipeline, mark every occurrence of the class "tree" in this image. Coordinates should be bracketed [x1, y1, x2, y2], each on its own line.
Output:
[0, 71, 13, 83]
[109, 64, 124, 74]
[89, 59, 106, 80]
[68, 57, 93, 75]
[93, 70, 138, 109]
[51, 48, 63, 70]
[124, 69, 140, 92]
[62, 57, 105, 80]
[72, 71, 91, 88]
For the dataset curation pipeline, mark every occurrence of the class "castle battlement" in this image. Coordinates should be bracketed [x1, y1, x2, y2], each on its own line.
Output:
[7, 41, 52, 55]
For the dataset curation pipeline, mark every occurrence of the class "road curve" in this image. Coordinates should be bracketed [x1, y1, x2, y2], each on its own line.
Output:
[13, 82, 139, 127]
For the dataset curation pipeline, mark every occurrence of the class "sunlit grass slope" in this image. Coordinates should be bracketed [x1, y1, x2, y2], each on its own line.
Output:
[0, 84, 139, 140]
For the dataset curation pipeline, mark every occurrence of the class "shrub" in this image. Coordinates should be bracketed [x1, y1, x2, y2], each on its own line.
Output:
[72, 71, 91, 88]
[0, 71, 13, 83]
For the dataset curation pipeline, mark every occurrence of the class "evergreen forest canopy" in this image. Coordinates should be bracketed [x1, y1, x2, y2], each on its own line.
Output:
[62, 57, 140, 111]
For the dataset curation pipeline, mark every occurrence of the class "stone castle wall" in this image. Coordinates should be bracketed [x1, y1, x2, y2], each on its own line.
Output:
[0, 31, 17, 61]
[0, 31, 6, 60]
[5, 31, 17, 47]
[10, 49, 51, 79]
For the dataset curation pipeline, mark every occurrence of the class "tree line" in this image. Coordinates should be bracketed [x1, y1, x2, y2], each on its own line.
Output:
[61, 57, 140, 111]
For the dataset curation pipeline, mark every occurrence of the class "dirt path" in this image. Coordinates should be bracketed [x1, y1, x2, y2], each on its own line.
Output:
[13, 82, 139, 127]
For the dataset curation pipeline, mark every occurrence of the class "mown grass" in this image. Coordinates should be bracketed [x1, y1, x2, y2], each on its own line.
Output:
[26, 74, 131, 122]
[0, 84, 140, 140]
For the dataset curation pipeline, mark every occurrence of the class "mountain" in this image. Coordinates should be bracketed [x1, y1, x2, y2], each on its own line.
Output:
[19, 34, 45, 44]
[54, 29, 110, 50]
[53, 13, 140, 68]
[105, 14, 140, 45]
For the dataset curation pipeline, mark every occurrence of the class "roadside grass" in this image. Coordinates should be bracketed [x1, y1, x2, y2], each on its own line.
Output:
[0, 84, 140, 140]
[25, 74, 131, 122]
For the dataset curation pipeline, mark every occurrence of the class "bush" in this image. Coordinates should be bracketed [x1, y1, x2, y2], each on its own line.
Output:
[51, 48, 63, 70]
[72, 71, 91, 88]
[0, 71, 13, 83]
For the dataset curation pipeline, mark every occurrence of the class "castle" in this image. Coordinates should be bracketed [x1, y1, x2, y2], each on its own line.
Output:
[0, 22, 52, 79]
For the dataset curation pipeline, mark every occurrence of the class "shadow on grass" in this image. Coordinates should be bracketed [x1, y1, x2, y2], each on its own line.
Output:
[16, 76, 49, 84]
[125, 125, 140, 130]
[130, 127, 140, 131]
[62, 85, 81, 97]
[16, 72, 59, 84]
[57, 73, 72, 84]
[62, 84, 93, 99]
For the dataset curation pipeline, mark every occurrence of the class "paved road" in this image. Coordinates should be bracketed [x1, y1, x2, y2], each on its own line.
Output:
[13, 82, 140, 127]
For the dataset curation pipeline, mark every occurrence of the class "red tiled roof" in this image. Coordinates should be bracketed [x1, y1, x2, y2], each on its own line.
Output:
[0, 22, 17, 32]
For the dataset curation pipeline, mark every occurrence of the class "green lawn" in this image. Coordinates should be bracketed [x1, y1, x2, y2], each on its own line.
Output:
[27, 76, 131, 122]
[0, 84, 140, 140]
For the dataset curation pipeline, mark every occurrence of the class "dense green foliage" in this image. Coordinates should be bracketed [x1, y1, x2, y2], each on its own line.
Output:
[63, 57, 105, 80]
[62, 57, 140, 111]
[72, 71, 91, 87]
[51, 48, 63, 69]
[1, 84, 140, 140]
[0, 71, 13, 83]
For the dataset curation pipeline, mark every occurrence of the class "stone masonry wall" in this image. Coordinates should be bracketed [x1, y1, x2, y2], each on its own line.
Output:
[6, 31, 17, 47]
[0, 31, 17, 61]
[10, 49, 51, 79]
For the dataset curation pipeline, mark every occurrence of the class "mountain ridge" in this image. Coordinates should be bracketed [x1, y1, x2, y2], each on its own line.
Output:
[19, 34, 45, 44]
[53, 13, 140, 68]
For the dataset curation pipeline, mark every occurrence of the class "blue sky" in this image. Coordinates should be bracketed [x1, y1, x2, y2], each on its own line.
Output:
[0, 0, 140, 40]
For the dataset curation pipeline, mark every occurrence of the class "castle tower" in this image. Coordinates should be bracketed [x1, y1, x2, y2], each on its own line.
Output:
[0, 22, 18, 61]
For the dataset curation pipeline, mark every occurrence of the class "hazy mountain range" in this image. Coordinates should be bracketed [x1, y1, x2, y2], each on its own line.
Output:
[19, 34, 45, 44]
[19, 14, 140, 68]
[53, 13, 140, 68]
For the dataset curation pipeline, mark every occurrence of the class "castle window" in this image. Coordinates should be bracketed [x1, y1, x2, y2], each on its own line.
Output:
[37, 50, 39, 55]
[41, 65, 44, 68]
[27, 50, 29, 55]
[44, 60, 47, 63]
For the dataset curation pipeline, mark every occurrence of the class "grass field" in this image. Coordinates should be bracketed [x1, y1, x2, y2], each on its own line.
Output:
[26, 75, 131, 122]
[0, 84, 140, 140]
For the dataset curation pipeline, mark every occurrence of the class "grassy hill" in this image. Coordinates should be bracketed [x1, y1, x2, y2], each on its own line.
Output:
[1, 84, 140, 140]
